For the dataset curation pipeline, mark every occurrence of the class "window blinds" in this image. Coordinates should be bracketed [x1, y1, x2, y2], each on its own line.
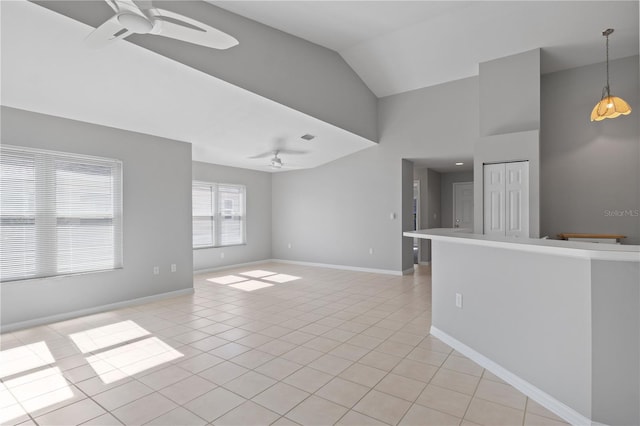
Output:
[219, 184, 245, 246]
[0, 145, 122, 282]
[192, 183, 215, 248]
[192, 182, 245, 248]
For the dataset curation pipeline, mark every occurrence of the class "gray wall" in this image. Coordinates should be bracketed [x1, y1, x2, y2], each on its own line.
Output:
[271, 76, 479, 272]
[479, 49, 541, 137]
[413, 167, 431, 263]
[1, 107, 193, 329]
[591, 259, 640, 425]
[540, 55, 640, 244]
[427, 169, 442, 230]
[192, 161, 272, 272]
[440, 171, 474, 228]
[34, 1, 378, 143]
[432, 240, 593, 419]
[475, 49, 541, 237]
[419, 168, 442, 263]
[401, 160, 414, 271]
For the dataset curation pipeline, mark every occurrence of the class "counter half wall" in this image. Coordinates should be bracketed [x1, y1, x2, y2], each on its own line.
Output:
[404, 229, 640, 425]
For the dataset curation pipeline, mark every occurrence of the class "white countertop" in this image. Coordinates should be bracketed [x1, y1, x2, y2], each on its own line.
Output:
[404, 228, 640, 262]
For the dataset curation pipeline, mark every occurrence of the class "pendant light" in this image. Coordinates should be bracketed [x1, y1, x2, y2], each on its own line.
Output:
[590, 28, 632, 122]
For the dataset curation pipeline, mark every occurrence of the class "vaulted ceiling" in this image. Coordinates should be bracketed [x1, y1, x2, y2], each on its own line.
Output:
[211, 1, 639, 97]
[2, 1, 638, 171]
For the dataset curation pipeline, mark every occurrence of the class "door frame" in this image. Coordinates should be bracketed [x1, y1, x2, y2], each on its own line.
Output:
[452, 181, 473, 229]
[413, 180, 421, 231]
[413, 180, 421, 264]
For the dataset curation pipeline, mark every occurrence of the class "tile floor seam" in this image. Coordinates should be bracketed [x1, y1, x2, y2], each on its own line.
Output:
[472, 392, 528, 414]
[403, 346, 467, 424]
[74, 395, 114, 426]
[458, 356, 484, 424]
[251, 385, 314, 422]
[85, 376, 175, 420]
[9, 366, 86, 423]
[333, 408, 394, 426]
[336, 368, 399, 424]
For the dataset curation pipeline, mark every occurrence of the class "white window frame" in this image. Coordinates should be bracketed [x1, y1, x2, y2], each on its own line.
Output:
[192, 181, 246, 249]
[0, 145, 123, 283]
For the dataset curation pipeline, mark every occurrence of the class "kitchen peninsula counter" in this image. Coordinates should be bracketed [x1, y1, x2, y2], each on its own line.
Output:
[403, 228, 639, 426]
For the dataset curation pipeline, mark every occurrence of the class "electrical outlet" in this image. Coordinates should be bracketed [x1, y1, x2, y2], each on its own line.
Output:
[220, 252, 225, 259]
[170, 264, 176, 273]
[287, 243, 292, 249]
[153, 266, 159, 275]
[369, 248, 374, 255]
[455, 293, 463, 308]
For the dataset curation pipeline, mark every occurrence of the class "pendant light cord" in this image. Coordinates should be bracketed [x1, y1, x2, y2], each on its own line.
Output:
[605, 33, 611, 98]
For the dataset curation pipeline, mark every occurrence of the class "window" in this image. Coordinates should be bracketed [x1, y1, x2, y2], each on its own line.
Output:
[192, 182, 245, 248]
[1, 145, 123, 282]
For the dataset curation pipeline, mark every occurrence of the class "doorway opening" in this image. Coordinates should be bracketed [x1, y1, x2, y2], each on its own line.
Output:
[453, 182, 474, 230]
[413, 180, 420, 264]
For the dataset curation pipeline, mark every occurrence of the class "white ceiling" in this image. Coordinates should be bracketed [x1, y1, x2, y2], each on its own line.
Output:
[1, 0, 374, 172]
[2, 1, 638, 173]
[212, 1, 640, 97]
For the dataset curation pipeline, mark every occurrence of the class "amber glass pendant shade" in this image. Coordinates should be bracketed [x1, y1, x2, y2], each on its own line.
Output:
[590, 29, 632, 122]
[591, 95, 632, 121]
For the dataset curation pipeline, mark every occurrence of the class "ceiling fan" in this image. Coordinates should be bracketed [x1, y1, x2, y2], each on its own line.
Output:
[270, 151, 285, 169]
[250, 150, 299, 170]
[86, 0, 239, 50]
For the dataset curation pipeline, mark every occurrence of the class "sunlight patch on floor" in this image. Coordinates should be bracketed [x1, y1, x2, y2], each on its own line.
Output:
[69, 320, 151, 354]
[239, 270, 277, 278]
[207, 270, 302, 290]
[0, 323, 187, 422]
[0, 341, 55, 378]
[0, 401, 28, 424]
[86, 337, 183, 384]
[228, 280, 274, 292]
[206, 275, 248, 285]
[2, 366, 73, 422]
[263, 273, 301, 283]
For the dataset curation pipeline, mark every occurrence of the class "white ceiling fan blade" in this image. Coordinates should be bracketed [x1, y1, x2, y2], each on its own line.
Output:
[249, 151, 274, 159]
[149, 9, 239, 50]
[104, 0, 120, 13]
[278, 148, 309, 156]
[250, 148, 308, 159]
[110, 0, 144, 13]
[85, 15, 131, 48]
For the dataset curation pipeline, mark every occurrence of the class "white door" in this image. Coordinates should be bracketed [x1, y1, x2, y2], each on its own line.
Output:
[483, 164, 505, 236]
[453, 182, 474, 230]
[483, 161, 529, 238]
[505, 161, 529, 237]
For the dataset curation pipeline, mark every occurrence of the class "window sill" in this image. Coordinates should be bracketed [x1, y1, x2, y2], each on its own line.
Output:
[1, 267, 124, 284]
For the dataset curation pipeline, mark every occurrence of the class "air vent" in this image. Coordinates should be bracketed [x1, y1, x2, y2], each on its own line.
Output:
[300, 134, 315, 141]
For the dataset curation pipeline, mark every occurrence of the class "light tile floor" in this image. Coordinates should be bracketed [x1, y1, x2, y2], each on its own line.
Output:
[0, 263, 570, 426]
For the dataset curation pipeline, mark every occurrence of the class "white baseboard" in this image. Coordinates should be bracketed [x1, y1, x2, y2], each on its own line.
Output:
[430, 326, 593, 426]
[271, 259, 405, 276]
[195, 259, 409, 277]
[402, 267, 415, 275]
[418, 261, 431, 266]
[1, 288, 194, 333]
